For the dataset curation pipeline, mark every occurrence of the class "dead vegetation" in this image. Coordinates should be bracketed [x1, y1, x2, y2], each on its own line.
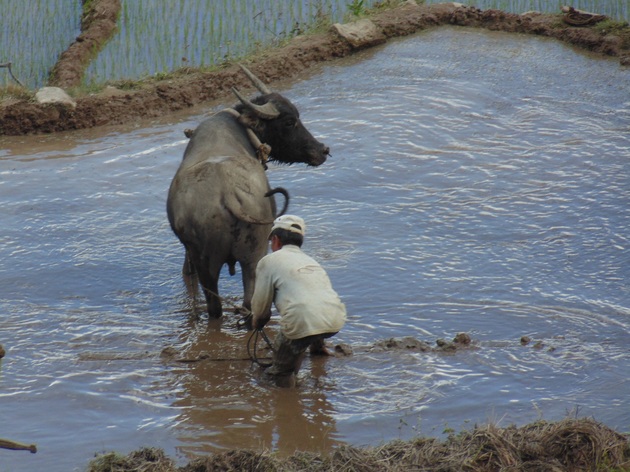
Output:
[87, 417, 630, 471]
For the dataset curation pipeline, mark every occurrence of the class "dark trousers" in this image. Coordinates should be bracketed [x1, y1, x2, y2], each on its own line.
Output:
[265, 331, 337, 387]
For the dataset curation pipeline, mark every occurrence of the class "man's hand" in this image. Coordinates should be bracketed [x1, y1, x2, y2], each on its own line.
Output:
[235, 306, 254, 330]
[253, 313, 271, 330]
[238, 313, 253, 330]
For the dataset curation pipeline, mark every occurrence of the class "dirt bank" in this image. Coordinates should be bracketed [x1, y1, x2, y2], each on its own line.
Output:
[1, 1, 628, 136]
[48, 0, 121, 89]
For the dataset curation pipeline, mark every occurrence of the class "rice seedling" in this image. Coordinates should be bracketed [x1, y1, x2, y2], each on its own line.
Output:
[1, 0, 627, 91]
[83, 0, 387, 87]
[0, 83, 34, 102]
[348, 0, 367, 17]
[0, 0, 81, 89]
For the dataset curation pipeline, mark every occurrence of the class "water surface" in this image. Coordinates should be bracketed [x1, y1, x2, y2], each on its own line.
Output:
[1, 27, 628, 471]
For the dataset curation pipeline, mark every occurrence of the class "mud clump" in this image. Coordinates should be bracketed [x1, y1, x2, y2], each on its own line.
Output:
[333, 343, 354, 356]
[369, 333, 474, 353]
[371, 336, 433, 352]
[453, 332, 472, 345]
[2, 1, 629, 136]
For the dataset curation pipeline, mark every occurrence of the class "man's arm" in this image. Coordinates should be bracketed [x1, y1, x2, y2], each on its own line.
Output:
[251, 258, 274, 329]
[252, 310, 271, 330]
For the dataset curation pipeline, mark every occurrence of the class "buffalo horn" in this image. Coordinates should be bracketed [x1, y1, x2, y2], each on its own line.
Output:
[238, 63, 271, 94]
[232, 87, 280, 120]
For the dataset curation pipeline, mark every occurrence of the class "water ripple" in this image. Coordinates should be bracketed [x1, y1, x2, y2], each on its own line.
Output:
[1, 27, 629, 471]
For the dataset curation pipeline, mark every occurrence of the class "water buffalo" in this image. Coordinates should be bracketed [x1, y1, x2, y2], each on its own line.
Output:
[167, 64, 329, 318]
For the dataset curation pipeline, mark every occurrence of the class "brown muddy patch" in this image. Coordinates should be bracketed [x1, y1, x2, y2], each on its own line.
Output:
[1, 1, 628, 136]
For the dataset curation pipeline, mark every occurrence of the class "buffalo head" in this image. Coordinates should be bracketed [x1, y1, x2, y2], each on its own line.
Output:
[232, 65, 329, 167]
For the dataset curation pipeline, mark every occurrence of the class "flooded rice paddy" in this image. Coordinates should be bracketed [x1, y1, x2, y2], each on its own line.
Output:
[3, 0, 627, 89]
[84, 0, 629, 87]
[1, 27, 629, 471]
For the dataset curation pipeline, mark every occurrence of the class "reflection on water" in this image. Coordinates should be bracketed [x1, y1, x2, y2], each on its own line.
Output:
[1, 27, 629, 471]
[164, 317, 342, 457]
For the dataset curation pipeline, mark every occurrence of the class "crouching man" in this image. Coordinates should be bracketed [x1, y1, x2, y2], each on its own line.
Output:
[251, 215, 347, 387]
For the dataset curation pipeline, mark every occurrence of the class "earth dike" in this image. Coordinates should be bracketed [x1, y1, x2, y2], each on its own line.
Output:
[0, 1, 628, 136]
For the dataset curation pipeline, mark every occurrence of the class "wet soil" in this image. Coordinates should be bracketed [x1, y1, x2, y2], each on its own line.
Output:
[1, 1, 628, 136]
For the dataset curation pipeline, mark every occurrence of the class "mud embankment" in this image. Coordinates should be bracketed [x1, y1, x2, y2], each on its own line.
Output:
[1, 1, 628, 136]
[48, 0, 121, 89]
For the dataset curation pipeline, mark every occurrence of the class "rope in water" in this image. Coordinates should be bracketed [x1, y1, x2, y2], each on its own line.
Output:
[78, 314, 276, 365]
[246, 327, 275, 368]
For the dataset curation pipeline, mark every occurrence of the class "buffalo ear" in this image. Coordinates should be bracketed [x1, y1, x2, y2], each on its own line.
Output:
[237, 110, 264, 132]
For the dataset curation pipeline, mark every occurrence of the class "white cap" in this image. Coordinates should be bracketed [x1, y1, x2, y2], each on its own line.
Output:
[270, 214, 305, 236]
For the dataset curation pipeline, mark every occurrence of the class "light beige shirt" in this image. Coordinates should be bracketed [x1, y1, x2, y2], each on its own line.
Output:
[251, 245, 346, 340]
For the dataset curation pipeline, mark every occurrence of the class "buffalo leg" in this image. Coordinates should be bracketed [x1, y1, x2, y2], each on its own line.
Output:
[240, 260, 257, 313]
[197, 261, 223, 318]
[182, 249, 199, 299]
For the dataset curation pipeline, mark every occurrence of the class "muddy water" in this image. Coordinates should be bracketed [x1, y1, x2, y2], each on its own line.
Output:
[1, 27, 629, 471]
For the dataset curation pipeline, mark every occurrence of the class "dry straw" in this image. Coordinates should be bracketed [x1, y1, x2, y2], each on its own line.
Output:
[87, 417, 630, 472]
